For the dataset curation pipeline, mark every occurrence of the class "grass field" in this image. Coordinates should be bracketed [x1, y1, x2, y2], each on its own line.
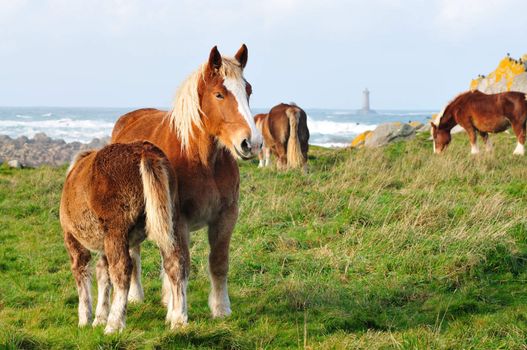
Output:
[2, 132, 527, 349]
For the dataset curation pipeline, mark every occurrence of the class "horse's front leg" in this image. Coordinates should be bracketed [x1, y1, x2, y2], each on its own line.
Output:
[511, 121, 526, 155]
[207, 206, 237, 318]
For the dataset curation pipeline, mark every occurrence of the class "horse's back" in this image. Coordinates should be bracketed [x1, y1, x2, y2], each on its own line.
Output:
[112, 108, 168, 144]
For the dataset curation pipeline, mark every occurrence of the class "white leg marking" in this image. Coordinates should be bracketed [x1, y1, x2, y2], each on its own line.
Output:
[104, 287, 128, 334]
[128, 247, 144, 303]
[264, 147, 271, 167]
[78, 275, 92, 327]
[209, 274, 231, 318]
[161, 267, 171, 307]
[166, 278, 188, 329]
[471, 144, 480, 155]
[93, 257, 111, 327]
[514, 142, 525, 155]
[258, 159, 264, 168]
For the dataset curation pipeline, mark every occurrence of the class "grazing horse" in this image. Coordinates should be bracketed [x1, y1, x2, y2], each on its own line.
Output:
[254, 103, 309, 171]
[110, 45, 262, 322]
[431, 90, 527, 155]
[60, 141, 188, 333]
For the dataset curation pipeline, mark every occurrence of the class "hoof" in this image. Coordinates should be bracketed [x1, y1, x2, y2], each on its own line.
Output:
[92, 316, 107, 327]
[166, 312, 188, 329]
[211, 306, 232, 318]
[104, 323, 124, 334]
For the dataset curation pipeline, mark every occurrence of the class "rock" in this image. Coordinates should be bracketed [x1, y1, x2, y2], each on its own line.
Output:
[471, 54, 527, 94]
[408, 121, 423, 129]
[364, 122, 415, 148]
[8, 159, 22, 168]
[33, 132, 52, 143]
[350, 130, 373, 148]
[0, 134, 111, 168]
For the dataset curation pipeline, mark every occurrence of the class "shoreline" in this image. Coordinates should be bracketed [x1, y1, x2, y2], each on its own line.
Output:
[0, 133, 110, 168]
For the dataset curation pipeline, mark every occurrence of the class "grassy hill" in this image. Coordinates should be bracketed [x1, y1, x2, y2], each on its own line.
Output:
[2, 132, 527, 349]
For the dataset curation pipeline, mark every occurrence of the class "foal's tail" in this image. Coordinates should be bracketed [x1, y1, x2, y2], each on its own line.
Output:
[139, 145, 175, 254]
[286, 107, 304, 169]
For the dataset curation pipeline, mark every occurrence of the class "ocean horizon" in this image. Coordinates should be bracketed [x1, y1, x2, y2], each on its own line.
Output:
[0, 106, 436, 148]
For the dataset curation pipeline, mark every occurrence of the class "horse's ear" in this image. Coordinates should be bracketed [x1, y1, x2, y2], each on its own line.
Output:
[430, 122, 437, 130]
[208, 46, 222, 72]
[235, 44, 248, 69]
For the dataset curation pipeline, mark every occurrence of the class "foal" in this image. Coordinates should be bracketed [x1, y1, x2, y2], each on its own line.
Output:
[60, 141, 188, 333]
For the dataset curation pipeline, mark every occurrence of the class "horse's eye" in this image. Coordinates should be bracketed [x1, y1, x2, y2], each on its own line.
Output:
[215, 93, 224, 100]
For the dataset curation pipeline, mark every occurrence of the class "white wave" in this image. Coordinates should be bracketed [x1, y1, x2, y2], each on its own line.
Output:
[0, 118, 115, 142]
[307, 117, 376, 135]
[15, 114, 32, 119]
[41, 112, 53, 117]
[0, 118, 114, 129]
[311, 142, 350, 148]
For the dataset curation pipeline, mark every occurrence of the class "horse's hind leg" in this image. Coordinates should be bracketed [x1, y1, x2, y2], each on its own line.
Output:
[161, 244, 189, 329]
[93, 255, 111, 327]
[479, 131, 492, 152]
[103, 230, 132, 334]
[264, 146, 272, 167]
[64, 232, 92, 327]
[511, 121, 526, 155]
[128, 246, 144, 303]
[465, 126, 479, 155]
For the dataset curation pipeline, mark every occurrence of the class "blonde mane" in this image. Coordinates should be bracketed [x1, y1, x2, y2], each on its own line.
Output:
[167, 57, 244, 150]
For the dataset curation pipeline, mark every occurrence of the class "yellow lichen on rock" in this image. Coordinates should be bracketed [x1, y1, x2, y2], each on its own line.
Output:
[350, 130, 372, 148]
[472, 54, 527, 93]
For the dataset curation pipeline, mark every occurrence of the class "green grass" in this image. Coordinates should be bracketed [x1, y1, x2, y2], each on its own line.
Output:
[2, 132, 527, 349]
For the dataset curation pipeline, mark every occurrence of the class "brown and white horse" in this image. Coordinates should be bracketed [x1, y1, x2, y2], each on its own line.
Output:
[60, 141, 188, 333]
[254, 103, 309, 171]
[110, 45, 262, 323]
[431, 90, 527, 155]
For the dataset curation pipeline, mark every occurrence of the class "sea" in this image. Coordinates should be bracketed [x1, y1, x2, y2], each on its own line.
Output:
[0, 107, 435, 148]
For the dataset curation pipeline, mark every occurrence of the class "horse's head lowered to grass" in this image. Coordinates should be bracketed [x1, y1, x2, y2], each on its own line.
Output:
[168, 45, 262, 160]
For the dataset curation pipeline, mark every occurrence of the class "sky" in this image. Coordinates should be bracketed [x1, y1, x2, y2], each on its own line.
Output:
[1, 0, 527, 110]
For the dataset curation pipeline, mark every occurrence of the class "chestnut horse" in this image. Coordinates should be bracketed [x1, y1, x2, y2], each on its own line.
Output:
[254, 103, 309, 171]
[60, 141, 188, 333]
[431, 90, 527, 155]
[111, 45, 261, 323]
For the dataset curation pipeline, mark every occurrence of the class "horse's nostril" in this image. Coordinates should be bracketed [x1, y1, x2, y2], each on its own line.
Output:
[241, 139, 251, 154]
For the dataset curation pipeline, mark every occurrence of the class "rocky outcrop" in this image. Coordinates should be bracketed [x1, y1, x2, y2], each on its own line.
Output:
[471, 54, 527, 94]
[350, 121, 431, 148]
[0, 133, 109, 168]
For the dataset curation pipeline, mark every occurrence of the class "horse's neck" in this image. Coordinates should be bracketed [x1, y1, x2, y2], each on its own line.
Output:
[183, 131, 221, 168]
[439, 111, 457, 131]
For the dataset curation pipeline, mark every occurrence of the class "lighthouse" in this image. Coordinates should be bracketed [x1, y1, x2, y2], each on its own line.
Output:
[358, 88, 376, 115]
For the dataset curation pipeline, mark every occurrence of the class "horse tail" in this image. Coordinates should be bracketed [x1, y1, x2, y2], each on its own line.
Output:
[286, 106, 303, 169]
[139, 145, 174, 254]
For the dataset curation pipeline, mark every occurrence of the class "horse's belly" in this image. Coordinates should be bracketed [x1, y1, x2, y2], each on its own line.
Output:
[474, 116, 510, 133]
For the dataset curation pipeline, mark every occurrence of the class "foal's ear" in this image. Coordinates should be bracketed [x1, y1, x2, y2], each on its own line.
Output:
[235, 44, 248, 69]
[208, 46, 222, 72]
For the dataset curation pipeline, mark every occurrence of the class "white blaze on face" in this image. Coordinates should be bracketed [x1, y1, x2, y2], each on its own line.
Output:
[223, 77, 263, 149]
